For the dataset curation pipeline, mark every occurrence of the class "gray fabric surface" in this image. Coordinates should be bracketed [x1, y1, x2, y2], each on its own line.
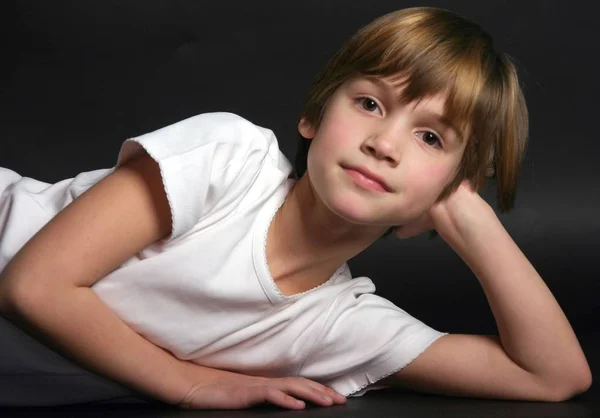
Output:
[0, 314, 149, 406]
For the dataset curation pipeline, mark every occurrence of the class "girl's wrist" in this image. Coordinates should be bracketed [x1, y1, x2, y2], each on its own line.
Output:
[446, 213, 506, 267]
[173, 360, 262, 407]
[437, 198, 501, 259]
[164, 359, 210, 406]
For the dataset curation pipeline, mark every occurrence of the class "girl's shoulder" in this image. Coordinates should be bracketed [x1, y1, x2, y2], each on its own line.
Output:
[113, 112, 289, 244]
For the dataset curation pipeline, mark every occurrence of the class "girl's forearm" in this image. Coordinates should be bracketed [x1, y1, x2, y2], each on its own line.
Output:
[1, 284, 220, 406]
[449, 217, 591, 390]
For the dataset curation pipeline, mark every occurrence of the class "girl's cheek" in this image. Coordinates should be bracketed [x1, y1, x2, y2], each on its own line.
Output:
[405, 164, 449, 207]
[326, 120, 353, 147]
[316, 125, 354, 161]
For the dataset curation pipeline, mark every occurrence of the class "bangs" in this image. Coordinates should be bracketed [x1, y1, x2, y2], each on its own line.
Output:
[341, 8, 507, 146]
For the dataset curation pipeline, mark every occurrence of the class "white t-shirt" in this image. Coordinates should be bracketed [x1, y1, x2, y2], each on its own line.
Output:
[0, 112, 447, 398]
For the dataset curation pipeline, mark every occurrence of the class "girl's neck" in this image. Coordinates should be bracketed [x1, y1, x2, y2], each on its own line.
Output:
[265, 172, 384, 295]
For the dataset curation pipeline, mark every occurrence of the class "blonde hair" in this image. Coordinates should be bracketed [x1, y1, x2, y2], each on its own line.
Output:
[293, 7, 529, 235]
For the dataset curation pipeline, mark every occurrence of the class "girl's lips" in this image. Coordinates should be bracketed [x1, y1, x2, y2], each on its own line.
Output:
[343, 168, 389, 193]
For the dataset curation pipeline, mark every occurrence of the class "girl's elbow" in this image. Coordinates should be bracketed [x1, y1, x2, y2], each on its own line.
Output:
[571, 359, 593, 398]
[571, 367, 593, 399]
[0, 272, 47, 316]
[0, 272, 17, 314]
[547, 368, 592, 402]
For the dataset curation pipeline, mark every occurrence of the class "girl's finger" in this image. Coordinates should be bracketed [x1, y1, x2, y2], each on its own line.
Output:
[263, 388, 305, 410]
[302, 380, 346, 403]
[327, 388, 347, 403]
[283, 383, 335, 407]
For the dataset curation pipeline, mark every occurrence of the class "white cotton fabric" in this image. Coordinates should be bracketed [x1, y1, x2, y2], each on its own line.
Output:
[0, 112, 447, 405]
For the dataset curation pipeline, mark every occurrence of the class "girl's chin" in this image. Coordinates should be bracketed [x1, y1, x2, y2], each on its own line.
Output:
[321, 194, 389, 226]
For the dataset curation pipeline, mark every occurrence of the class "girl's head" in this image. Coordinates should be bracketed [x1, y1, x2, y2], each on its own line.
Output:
[292, 7, 528, 239]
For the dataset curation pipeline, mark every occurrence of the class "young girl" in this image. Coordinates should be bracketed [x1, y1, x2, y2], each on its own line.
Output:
[0, 6, 591, 410]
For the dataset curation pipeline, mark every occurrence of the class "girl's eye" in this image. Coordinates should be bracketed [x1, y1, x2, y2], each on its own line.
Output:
[416, 131, 443, 149]
[356, 97, 381, 114]
[355, 97, 443, 149]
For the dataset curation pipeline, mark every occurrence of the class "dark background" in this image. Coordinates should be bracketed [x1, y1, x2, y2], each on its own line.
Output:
[1, 0, 599, 416]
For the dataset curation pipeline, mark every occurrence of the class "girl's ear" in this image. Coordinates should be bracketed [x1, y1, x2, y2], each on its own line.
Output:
[298, 116, 316, 139]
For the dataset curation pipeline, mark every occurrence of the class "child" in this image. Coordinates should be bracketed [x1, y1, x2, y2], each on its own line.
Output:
[0, 6, 591, 410]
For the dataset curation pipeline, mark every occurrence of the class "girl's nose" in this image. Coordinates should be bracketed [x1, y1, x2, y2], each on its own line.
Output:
[362, 127, 404, 165]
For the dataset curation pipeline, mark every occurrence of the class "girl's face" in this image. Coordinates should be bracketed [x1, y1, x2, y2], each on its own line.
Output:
[299, 76, 468, 227]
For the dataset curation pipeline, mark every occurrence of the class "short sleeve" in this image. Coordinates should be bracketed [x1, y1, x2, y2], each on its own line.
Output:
[115, 112, 274, 243]
[298, 278, 448, 397]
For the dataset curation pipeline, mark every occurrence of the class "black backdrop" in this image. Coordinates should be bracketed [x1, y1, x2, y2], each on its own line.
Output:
[1, 0, 599, 415]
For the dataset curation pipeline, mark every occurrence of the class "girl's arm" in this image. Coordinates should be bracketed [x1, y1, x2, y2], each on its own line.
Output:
[0, 153, 192, 404]
[0, 153, 344, 409]
[383, 183, 592, 401]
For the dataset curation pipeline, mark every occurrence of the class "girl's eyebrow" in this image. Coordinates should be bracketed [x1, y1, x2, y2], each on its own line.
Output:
[360, 77, 464, 145]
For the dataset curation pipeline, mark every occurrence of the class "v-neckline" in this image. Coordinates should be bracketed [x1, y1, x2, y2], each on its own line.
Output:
[252, 178, 345, 303]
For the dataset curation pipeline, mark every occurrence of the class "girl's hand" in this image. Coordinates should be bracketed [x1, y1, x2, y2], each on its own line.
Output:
[177, 374, 347, 410]
[394, 179, 497, 244]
